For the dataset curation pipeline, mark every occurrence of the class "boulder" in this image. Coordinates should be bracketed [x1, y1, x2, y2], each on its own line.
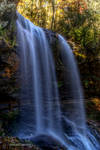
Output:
[31, 134, 66, 150]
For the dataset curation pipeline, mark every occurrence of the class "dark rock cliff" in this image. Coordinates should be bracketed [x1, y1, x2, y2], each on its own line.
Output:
[0, 1, 19, 111]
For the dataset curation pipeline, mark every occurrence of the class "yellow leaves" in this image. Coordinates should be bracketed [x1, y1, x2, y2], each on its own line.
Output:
[17, 0, 68, 28]
[73, 51, 86, 58]
[91, 98, 100, 111]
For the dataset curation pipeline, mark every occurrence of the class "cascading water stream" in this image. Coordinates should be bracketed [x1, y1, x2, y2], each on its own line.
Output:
[15, 13, 100, 149]
[58, 35, 86, 131]
[58, 35, 100, 150]
[16, 13, 63, 139]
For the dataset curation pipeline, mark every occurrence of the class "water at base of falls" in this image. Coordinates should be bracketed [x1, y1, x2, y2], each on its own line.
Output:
[15, 13, 100, 150]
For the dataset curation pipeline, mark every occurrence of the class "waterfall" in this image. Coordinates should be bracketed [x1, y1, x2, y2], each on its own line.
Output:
[15, 13, 100, 149]
[58, 35, 86, 130]
[16, 13, 63, 139]
[58, 35, 100, 150]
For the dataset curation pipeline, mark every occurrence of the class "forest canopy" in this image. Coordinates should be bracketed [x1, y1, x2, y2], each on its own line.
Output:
[17, 0, 100, 59]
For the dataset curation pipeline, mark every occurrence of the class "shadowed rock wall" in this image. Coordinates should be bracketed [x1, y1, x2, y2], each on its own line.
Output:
[0, 0, 19, 110]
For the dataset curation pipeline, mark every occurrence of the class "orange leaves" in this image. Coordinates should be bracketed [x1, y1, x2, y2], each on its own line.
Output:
[2, 67, 11, 78]
[66, 0, 87, 14]
[1, 53, 19, 79]
[79, 6, 84, 14]
[79, 1, 87, 14]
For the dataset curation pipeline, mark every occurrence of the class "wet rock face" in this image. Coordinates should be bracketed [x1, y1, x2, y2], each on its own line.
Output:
[0, 47, 19, 95]
[31, 134, 66, 150]
[0, 1, 19, 109]
[43, 29, 58, 45]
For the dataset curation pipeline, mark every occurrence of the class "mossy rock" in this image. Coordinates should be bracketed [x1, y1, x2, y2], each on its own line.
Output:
[0, 137, 40, 150]
[0, 0, 17, 48]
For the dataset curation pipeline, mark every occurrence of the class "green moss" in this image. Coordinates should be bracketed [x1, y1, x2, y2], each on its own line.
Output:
[0, 0, 17, 48]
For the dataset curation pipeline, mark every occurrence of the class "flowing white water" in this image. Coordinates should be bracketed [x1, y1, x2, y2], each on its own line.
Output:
[16, 13, 62, 138]
[58, 35, 100, 150]
[16, 13, 100, 149]
[58, 35, 86, 131]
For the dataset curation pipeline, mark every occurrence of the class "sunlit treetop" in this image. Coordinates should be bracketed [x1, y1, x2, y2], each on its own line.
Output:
[17, 0, 100, 30]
